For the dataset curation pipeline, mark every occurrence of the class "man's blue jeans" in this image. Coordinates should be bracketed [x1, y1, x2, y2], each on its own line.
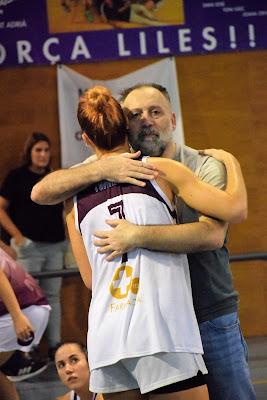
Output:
[199, 312, 256, 400]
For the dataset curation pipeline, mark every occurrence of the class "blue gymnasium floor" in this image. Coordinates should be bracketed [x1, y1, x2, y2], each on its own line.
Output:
[16, 336, 267, 400]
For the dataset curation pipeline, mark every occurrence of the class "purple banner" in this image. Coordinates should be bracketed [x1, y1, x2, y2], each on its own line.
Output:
[0, 0, 267, 68]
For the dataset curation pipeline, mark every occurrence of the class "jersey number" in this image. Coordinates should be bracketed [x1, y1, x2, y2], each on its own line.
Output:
[108, 200, 125, 219]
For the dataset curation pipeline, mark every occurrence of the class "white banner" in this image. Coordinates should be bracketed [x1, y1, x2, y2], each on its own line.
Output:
[57, 58, 184, 167]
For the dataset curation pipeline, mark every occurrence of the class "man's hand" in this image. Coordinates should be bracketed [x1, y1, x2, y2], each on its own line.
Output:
[31, 151, 158, 205]
[101, 151, 158, 187]
[94, 219, 138, 261]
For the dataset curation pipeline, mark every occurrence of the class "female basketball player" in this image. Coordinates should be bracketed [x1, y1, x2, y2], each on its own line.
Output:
[65, 86, 246, 400]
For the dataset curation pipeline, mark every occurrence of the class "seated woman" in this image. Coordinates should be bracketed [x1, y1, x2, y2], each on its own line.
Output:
[0, 242, 50, 400]
[65, 86, 246, 400]
[55, 341, 103, 400]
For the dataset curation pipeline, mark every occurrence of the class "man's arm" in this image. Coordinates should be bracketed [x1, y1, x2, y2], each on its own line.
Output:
[94, 151, 235, 260]
[94, 217, 228, 261]
[31, 152, 157, 205]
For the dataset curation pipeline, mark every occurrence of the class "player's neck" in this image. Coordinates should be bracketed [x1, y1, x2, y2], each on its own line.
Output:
[96, 143, 130, 159]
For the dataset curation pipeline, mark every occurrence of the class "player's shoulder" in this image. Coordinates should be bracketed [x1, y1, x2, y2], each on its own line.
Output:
[177, 145, 226, 188]
[175, 145, 205, 172]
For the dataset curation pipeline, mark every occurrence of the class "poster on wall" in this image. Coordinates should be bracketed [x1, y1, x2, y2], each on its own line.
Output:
[0, 0, 267, 68]
[57, 57, 184, 167]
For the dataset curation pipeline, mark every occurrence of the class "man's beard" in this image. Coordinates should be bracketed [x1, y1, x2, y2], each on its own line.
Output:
[129, 128, 168, 157]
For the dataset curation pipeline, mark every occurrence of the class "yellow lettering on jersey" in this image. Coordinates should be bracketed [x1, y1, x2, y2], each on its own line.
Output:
[110, 265, 133, 299]
[109, 296, 142, 312]
[131, 277, 139, 295]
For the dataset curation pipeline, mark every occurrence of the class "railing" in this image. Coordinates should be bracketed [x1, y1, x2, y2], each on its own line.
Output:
[229, 252, 267, 262]
[31, 252, 267, 279]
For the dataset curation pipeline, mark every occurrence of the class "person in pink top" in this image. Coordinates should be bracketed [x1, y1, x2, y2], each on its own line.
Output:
[0, 242, 50, 400]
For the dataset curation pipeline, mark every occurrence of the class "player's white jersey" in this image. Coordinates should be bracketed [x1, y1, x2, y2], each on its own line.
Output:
[74, 179, 203, 370]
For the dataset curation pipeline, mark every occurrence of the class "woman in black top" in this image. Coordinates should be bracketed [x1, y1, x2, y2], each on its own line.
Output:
[0, 132, 66, 358]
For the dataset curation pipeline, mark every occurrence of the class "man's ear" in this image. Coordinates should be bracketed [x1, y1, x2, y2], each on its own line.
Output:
[171, 112, 176, 131]
[82, 132, 95, 150]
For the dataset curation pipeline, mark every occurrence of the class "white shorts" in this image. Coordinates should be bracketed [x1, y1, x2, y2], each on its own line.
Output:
[0, 305, 50, 352]
[90, 352, 208, 394]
